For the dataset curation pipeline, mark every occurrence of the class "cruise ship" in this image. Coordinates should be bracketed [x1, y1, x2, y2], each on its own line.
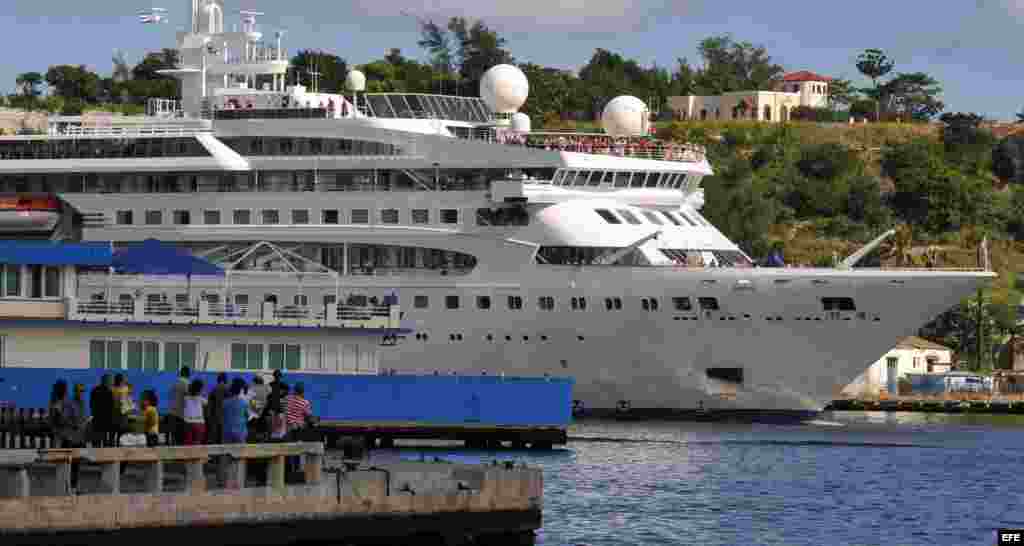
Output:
[0, 0, 996, 419]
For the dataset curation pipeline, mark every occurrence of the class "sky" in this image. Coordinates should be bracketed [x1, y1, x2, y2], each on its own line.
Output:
[1, 0, 1022, 120]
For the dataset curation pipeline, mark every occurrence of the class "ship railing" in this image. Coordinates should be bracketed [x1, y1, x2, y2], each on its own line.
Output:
[48, 125, 212, 137]
[455, 130, 707, 163]
[68, 298, 401, 330]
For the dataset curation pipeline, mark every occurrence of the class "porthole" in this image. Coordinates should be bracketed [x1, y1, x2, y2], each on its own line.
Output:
[523, 335, 530, 342]
[577, 335, 585, 341]
[541, 335, 549, 341]
[486, 334, 494, 341]
[505, 335, 512, 341]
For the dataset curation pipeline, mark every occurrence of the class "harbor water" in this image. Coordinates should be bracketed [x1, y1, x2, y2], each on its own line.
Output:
[370, 412, 1024, 546]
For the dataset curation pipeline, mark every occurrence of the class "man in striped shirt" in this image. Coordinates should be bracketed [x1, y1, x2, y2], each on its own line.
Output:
[285, 383, 312, 433]
[284, 383, 313, 474]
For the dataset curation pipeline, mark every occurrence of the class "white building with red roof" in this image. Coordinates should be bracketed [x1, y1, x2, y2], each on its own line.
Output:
[667, 70, 832, 122]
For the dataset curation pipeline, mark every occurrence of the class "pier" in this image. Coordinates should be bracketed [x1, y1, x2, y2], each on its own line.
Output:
[827, 398, 1024, 414]
[0, 443, 542, 545]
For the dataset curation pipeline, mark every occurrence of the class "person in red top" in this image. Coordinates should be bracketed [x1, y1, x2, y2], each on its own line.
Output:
[285, 382, 312, 433]
[284, 383, 313, 474]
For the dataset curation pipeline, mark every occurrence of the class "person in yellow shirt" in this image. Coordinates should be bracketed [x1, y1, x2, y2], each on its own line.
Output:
[142, 390, 160, 447]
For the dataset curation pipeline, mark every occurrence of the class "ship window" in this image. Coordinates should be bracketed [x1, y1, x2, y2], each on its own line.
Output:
[672, 297, 692, 311]
[641, 297, 660, 311]
[698, 297, 720, 311]
[594, 209, 621, 224]
[821, 297, 856, 311]
[477, 295, 491, 310]
[604, 297, 623, 310]
[614, 172, 631, 188]
[116, 210, 133, 225]
[551, 171, 565, 185]
[172, 210, 191, 225]
[629, 172, 644, 188]
[706, 367, 743, 384]
[616, 209, 643, 225]
[144, 210, 163, 225]
[641, 211, 664, 225]
[588, 170, 602, 187]
[675, 211, 698, 227]
[261, 210, 280, 225]
[641, 172, 655, 188]
[351, 209, 369, 224]
[292, 209, 310, 225]
[2, 265, 21, 297]
[507, 295, 523, 310]
[571, 297, 588, 311]
[414, 295, 429, 309]
[380, 209, 400, 224]
[575, 171, 590, 186]
[445, 295, 460, 310]
[293, 294, 309, 306]
[203, 210, 221, 225]
[440, 209, 459, 224]
[233, 209, 251, 224]
[322, 210, 339, 224]
[412, 209, 430, 224]
[660, 211, 682, 226]
[538, 296, 555, 311]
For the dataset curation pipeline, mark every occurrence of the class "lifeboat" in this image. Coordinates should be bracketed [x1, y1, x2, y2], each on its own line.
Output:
[0, 195, 62, 233]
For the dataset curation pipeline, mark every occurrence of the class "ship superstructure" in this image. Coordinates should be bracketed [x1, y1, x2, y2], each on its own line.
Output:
[0, 1, 995, 417]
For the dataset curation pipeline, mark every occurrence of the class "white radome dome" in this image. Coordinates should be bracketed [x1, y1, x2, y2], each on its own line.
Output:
[511, 112, 531, 133]
[345, 70, 366, 92]
[602, 95, 649, 137]
[480, 64, 529, 113]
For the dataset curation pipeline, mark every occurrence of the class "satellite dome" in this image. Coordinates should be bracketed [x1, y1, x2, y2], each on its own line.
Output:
[511, 112, 531, 133]
[602, 96, 649, 137]
[480, 64, 529, 114]
[345, 70, 366, 92]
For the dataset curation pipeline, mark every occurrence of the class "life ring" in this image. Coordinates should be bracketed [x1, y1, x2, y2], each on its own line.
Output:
[616, 400, 631, 413]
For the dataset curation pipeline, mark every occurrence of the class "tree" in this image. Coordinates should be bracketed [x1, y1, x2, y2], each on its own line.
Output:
[855, 48, 895, 123]
[417, 19, 454, 94]
[826, 77, 857, 110]
[15, 72, 43, 98]
[994, 134, 1024, 185]
[44, 65, 100, 103]
[694, 35, 784, 95]
[939, 112, 993, 174]
[458, 19, 514, 96]
[878, 72, 943, 121]
[289, 50, 348, 93]
[519, 63, 575, 122]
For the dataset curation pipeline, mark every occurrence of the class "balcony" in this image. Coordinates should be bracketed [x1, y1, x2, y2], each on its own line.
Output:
[67, 298, 401, 330]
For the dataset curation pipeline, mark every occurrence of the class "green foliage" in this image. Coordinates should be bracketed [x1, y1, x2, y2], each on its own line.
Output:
[694, 35, 785, 94]
[878, 72, 944, 121]
[290, 50, 348, 93]
[993, 134, 1024, 185]
[45, 65, 100, 103]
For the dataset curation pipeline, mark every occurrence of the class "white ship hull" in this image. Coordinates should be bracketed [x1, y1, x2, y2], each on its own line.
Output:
[373, 267, 989, 413]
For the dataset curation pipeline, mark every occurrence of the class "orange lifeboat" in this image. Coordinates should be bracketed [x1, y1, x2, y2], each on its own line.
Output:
[0, 195, 62, 233]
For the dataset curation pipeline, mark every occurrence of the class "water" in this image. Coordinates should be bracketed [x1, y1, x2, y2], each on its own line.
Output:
[368, 412, 1024, 546]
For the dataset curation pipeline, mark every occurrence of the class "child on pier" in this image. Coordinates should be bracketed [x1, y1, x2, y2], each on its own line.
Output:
[142, 390, 160, 447]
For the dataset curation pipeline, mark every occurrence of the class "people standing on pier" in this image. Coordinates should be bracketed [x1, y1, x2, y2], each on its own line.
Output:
[89, 374, 114, 447]
[169, 367, 191, 445]
[269, 383, 290, 442]
[223, 379, 249, 444]
[142, 390, 160, 447]
[111, 374, 131, 447]
[183, 379, 207, 446]
[49, 380, 83, 491]
[249, 375, 270, 439]
[207, 373, 228, 445]
[285, 383, 312, 436]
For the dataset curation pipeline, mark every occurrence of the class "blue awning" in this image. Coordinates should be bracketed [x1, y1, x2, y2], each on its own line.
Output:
[113, 239, 223, 277]
[0, 241, 113, 267]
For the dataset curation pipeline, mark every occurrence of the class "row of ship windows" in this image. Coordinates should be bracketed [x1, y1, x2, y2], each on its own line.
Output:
[413, 295, 857, 313]
[415, 313, 881, 344]
[115, 207, 464, 226]
[87, 338, 378, 373]
[594, 208, 709, 228]
[552, 170, 699, 190]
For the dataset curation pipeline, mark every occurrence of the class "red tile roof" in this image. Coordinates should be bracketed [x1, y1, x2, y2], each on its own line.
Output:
[782, 70, 832, 82]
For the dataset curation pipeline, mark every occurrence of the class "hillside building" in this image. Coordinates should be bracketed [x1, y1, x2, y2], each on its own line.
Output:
[668, 71, 832, 123]
[840, 336, 953, 398]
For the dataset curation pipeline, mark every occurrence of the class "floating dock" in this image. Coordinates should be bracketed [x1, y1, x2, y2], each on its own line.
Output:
[0, 443, 542, 545]
[0, 369, 573, 449]
[827, 399, 1024, 414]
